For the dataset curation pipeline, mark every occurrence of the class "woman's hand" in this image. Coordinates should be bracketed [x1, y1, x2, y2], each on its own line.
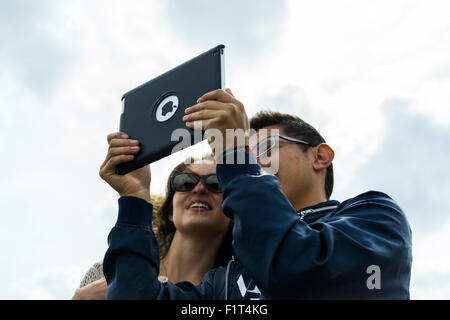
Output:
[72, 278, 107, 300]
[99, 132, 151, 202]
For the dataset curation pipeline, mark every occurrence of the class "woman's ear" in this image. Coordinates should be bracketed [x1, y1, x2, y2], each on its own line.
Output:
[313, 143, 334, 171]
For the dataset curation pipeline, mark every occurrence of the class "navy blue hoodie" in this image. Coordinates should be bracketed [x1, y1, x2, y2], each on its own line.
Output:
[103, 150, 412, 299]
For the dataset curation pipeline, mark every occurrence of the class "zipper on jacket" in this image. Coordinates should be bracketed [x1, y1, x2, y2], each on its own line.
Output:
[298, 205, 339, 219]
[224, 256, 234, 300]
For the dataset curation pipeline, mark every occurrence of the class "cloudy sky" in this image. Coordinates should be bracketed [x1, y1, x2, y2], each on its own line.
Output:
[1, 0, 449, 299]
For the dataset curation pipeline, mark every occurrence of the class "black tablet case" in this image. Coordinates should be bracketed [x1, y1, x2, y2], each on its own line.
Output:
[117, 45, 225, 175]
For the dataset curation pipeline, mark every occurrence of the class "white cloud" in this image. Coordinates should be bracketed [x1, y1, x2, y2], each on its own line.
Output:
[11, 265, 85, 300]
[410, 217, 450, 299]
[413, 79, 450, 129]
[0, 1, 80, 99]
[160, 0, 287, 62]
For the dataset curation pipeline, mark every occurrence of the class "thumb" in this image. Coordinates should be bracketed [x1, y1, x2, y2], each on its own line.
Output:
[225, 88, 235, 97]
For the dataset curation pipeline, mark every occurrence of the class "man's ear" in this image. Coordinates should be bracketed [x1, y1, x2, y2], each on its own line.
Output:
[312, 143, 334, 171]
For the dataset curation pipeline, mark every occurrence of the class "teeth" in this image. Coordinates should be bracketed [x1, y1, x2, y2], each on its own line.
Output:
[190, 202, 211, 210]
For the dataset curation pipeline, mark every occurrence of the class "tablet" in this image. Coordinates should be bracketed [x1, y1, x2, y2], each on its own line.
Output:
[116, 44, 225, 175]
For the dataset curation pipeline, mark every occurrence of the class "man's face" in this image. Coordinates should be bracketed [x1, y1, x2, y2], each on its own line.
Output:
[249, 125, 316, 209]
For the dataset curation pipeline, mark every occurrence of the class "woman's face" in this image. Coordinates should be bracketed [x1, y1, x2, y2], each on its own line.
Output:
[170, 160, 231, 235]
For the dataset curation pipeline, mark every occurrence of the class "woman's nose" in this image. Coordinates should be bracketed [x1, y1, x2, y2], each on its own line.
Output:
[192, 180, 208, 194]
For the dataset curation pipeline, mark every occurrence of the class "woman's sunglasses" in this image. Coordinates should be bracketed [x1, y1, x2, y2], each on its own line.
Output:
[170, 172, 222, 193]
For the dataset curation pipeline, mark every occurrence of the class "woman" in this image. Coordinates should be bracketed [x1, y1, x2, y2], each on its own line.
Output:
[153, 156, 233, 285]
[72, 132, 232, 299]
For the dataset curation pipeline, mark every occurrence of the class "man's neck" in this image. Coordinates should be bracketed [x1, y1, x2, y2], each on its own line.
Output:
[292, 187, 327, 211]
[160, 231, 225, 285]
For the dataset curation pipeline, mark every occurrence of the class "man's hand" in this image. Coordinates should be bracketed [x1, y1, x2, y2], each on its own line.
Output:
[183, 88, 250, 155]
[72, 278, 107, 300]
[99, 132, 151, 202]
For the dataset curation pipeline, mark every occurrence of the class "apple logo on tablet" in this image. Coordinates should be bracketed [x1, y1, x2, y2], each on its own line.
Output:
[155, 94, 179, 122]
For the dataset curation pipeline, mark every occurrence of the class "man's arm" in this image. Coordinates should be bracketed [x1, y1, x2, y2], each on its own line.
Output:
[217, 150, 412, 299]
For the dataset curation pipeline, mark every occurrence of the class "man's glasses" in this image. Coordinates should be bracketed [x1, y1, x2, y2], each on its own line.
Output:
[170, 172, 222, 193]
[250, 134, 313, 158]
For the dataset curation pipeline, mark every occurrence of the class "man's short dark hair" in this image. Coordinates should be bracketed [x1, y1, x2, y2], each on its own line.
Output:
[250, 111, 334, 200]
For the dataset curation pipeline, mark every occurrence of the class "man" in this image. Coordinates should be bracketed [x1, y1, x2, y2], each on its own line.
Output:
[185, 88, 412, 299]
[103, 88, 412, 299]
